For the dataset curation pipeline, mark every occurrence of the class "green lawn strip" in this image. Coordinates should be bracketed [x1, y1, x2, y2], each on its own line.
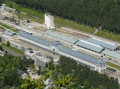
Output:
[0, 22, 13, 29]
[1, 43, 24, 56]
[10, 28, 19, 33]
[96, 30, 120, 42]
[54, 16, 96, 33]
[0, 22, 18, 33]
[0, 26, 6, 30]
[9, 46, 24, 55]
[107, 66, 116, 70]
[107, 66, 112, 69]
[107, 62, 120, 70]
[15, 13, 44, 24]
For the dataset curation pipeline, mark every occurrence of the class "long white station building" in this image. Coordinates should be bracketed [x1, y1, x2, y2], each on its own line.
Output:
[18, 31, 106, 73]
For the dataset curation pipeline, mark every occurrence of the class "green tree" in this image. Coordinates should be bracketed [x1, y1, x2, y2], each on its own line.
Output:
[0, 0, 5, 4]
[45, 63, 48, 68]
[7, 41, 10, 47]
[21, 76, 36, 89]
[0, 46, 3, 51]
[0, 37, 2, 43]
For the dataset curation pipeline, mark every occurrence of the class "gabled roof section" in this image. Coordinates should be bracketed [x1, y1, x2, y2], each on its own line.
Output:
[52, 41, 62, 47]
[18, 31, 52, 47]
[44, 30, 78, 44]
[57, 45, 106, 66]
[75, 40, 104, 53]
[102, 49, 120, 60]
[88, 38, 118, 50]
[3, 30, 16, 36]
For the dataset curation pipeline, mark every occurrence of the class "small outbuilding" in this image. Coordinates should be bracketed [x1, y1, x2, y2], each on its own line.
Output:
[3, 30, 16, 38]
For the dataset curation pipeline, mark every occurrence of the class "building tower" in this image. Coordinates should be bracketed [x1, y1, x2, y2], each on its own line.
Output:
[43, 14, 55, 29]
[1, 4, 6, 10]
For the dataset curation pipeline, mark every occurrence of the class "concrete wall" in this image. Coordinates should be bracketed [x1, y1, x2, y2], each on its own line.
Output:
[44, 14, 55, 29]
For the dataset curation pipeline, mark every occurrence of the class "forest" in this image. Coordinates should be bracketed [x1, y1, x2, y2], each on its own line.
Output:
[0, 53, 34, 88]
[6, 0, 120, 34]
[59, 56, 119, 89]
[20, 56, 120, 89]
[0, 51, 119, 88]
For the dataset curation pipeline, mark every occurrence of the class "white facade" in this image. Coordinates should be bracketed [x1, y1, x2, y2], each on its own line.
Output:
[44, 14, 55, 29]
[1, 4, 6, 10]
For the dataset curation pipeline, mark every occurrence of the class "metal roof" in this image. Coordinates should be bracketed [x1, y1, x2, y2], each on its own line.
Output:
[44, 30, 78, 44]
[18, 31, 52, 47]
[75, 40, 104, 53]
[57, 45, 106, 66]
[88, 38, 118, 50]
[52, 41, 62, 47]
[101, 49, 120, 60]
[3, 30, 15, 36]
[18, 31, 106, 67]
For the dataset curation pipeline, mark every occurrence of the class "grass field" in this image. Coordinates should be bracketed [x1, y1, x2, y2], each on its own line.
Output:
[16, 13, 44, 24]
[5, 1, 120, 42]
[96, 30, 120, 42]
[107, 62, 120, 70]
[0, 22, 18, 33]
[1, 43, 24, 56]
[0, 26, 6, 30]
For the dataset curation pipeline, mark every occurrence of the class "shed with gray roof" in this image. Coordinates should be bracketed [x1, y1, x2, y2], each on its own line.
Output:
[57, 45, 106, 67]
[75, 40, 104, 53]
[3, 30, 16, 37]
[87, 38, 118, 51]
[18, 31, 52, 47]
[101, 49, 120, 60]
[44, 30, 78, 44]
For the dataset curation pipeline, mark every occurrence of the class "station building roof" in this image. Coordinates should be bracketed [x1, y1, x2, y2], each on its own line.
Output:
[18, 31, 52, 47]
[87, 38, 118, 50]
[75, 40, 104, 53]
[18, 31, 106, 67]
[57, 45, 106, 66]
[44, 30, 78, 44]
[101, 49, 120, 60]
[3, 30, 16, 36]
[52, 41, 62, 47]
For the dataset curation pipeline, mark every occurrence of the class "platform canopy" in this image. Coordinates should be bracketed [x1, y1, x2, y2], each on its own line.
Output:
[57, 45, 106, 66]
[75, 40, 104, 53]
[3, 30, 16, 36]
[44, 30, 78, 44]
[88, 38, 118, 50]
[102, 49, 120, 60]
[18, 31, 52, 47]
